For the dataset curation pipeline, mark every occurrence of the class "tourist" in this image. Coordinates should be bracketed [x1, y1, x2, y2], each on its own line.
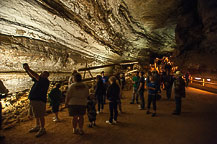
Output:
[185, 72, 190, 87]
[101, 71, 108, 104]
[95, 75, 105, 114]
[48, 83, 62, 122]
[65, 73, 89, 135]
[164, 71, 174, 100]
[115, 74, 123, 113]
[106, 76, 120, 124]
[23, 63, 50, 137]
[172, 71, 186, 115]
[68, 70, 78, 86]
[120, 73, 126, 90]
[146, 76, 157, 117]
[87, 94, 97, 128]
[130, 71, 140, 104]
[138, 71, 145, 110]
[0, 80, 9, 140]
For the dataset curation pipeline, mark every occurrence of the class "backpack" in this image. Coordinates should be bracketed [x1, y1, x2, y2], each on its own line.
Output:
[174, 78, 185, 97]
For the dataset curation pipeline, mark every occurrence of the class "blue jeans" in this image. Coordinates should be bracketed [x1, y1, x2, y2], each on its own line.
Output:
[175, 97, 182, 113]
[139, 91, 145, 109]
[109, 101, 118, 123]
[148, 94, 156, 110]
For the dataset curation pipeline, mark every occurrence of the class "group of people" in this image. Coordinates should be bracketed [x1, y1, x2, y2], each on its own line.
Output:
[130, 70, 186, 117]
[23, 64, 125, 137]
[0, 63, 186, 139]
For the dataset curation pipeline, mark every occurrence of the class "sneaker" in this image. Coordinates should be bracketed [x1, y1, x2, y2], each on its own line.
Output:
[88, 124, 93, 128]
[79, 129, 84, 135]
[73, 128, 78, 134]
[96, 111, 100, 114]
[29, 126, 40, 133]
[106, 120, 112, 125]
[53, 118, 60, 122]
[113, 120, 117, 124]
[146, 111, 151, 114]
[35, 128, 46, 137]
[152, 113, 156, 117]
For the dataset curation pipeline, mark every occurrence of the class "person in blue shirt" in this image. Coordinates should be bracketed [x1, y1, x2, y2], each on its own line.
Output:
[101, 71, 108, 104]
[146, 76, 157, 117]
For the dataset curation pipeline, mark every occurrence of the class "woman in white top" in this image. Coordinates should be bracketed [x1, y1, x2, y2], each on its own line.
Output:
[65, 73, 89, 135]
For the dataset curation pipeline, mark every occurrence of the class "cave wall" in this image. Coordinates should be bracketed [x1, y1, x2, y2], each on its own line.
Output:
[175, 0, 217, 75]
[0, 0, 178, 72]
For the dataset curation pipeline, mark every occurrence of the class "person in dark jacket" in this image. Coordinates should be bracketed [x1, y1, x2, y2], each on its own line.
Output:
[95, 75, 105, 114]
[172, 71, 186, 115]
[48, 83, 62, 122]
[23, 63, 50, 137]
[164, 71, 174, 100]
[106, 76, 120, 124]
[138, 72, 145, 110]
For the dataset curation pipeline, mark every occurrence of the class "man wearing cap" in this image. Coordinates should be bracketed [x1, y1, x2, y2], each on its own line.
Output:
[172, 71, 186, 115]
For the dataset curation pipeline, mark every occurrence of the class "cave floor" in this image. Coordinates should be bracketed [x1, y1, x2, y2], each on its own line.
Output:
[2, 87, 217, 144]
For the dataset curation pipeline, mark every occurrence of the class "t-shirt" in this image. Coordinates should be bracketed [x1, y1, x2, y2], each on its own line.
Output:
[48, 88, 62, 106]
[67, 82, 89, 106]
[102, 76, 108, 84]
[148, 82, 156, 95]
[139, 76, 145, 92]
[132, 76, 140, 88]
[28, 77, 50, 103]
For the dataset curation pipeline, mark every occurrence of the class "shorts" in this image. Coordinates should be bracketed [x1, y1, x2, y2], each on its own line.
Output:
[52, 104, 59, 113]
[30, 100, 46, 118]
[68, 105, 86, 116]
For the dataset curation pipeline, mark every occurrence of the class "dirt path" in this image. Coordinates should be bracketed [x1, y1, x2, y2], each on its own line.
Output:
[2, 87, 217, 144]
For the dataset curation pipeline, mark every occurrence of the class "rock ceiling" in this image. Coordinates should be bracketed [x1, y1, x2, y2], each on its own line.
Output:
[0, 0, 180, 72]
[0, 0, 216, 73]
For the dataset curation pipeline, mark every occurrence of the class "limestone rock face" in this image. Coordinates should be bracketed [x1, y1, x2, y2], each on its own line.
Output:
[175, 0, 217, 73]
[0, 0, 179, 73]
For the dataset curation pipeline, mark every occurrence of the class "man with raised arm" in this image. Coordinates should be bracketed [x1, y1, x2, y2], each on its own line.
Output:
[23, 63, 50, 137]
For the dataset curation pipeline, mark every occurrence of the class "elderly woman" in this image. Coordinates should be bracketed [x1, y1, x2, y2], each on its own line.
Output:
[65, 73, 89, 135]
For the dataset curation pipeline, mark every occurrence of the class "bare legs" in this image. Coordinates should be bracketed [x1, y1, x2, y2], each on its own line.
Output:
[72, 115, 84, 134]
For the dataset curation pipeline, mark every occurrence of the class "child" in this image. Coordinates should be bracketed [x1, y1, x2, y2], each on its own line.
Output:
[87, 94, 97, 128]
[147, 76, 157, 117]
[48, 83, 62, 122]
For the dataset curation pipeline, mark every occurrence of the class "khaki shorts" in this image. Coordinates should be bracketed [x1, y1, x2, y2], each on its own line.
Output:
[30, 100, 46, 118]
